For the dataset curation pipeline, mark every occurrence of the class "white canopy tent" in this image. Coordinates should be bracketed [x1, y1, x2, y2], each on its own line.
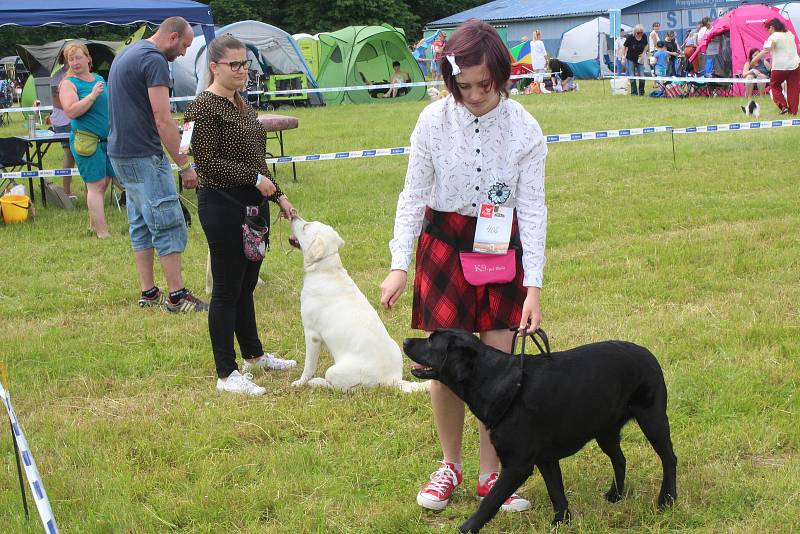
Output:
[557, 17, 631, 79]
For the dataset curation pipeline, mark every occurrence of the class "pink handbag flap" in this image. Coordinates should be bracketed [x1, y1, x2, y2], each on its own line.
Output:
[458, 249, 516, 286]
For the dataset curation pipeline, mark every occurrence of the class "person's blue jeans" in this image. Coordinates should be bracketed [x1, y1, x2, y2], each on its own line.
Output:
[670, 57, 681, 76]
[615, 58, 625, 74]
[705, 57, 715, 77]
[110, 152, 187, 256]
[626, 60, 645, 95]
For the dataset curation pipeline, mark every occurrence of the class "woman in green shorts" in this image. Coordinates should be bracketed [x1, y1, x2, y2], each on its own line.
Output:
[59, 41, 115, 238]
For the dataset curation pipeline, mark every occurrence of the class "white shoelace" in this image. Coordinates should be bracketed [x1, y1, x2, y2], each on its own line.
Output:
[230, 372, 260, 391]
[425, 465, 459, 494]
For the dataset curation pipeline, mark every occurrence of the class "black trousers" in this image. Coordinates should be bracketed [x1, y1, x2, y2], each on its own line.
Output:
[198, 186, 268, 378]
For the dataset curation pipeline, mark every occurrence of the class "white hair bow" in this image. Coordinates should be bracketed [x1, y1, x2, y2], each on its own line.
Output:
[446, 55, 461, 75]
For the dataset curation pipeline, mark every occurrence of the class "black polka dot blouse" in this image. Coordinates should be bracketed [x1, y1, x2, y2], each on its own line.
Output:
[184, 91, 283, 201]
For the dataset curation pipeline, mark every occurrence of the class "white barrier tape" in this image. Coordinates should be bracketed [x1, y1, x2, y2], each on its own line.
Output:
[1, 105, 54, 114]
[263, 126, 673, 164]
[0, 168, 79, 180]
[673, 118, 800, 134]
[611, 75, 767, 84]
[169, 73, 554, 102]
[0, 383, 59, 534]
[2, 72, 557, 109]
[544, 125, 672, 144]
[266, 146, 411, 164]
[168, 81, 443, 102]
[5, 121, 791, 175]
[0, 165, 190, 180]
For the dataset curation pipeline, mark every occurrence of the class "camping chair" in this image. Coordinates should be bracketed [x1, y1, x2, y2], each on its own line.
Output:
[684, 78, 732, 97]
[655, 79, 690, 98]
[706, 80, 734, 97]
[0, 137, 29, 193]
[359, 72, 385, 98]
[0, 85, 12, 127]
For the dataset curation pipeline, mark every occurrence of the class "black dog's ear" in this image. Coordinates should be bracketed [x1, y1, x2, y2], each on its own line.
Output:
[445, 335, 479, 383]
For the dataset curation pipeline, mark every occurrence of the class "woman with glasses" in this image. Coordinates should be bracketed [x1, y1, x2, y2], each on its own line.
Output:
[185, 34, 297, 396]
[624, 25, 648, 95]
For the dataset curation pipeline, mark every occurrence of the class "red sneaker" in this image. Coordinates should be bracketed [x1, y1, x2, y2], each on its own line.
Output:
[476, 472, 531, 512]
[416, 461, 463, 510]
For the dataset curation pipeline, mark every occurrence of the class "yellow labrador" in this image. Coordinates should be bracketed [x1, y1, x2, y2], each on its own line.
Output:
[289, 216, 428, 393]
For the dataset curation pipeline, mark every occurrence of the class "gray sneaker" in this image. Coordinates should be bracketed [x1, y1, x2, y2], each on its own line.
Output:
[164, 291, 209, 313]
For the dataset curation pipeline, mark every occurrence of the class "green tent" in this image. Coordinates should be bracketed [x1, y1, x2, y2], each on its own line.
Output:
[316, 24, 425, 104]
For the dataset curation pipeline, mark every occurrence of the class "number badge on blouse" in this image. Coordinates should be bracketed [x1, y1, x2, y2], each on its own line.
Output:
[473, 203, 514, 254]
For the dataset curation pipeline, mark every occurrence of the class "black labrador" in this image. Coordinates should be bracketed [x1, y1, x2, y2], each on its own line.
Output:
[403, 329, 677, 533]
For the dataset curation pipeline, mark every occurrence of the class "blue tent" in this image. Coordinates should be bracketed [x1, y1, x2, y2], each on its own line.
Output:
[0, 0, 215, 44]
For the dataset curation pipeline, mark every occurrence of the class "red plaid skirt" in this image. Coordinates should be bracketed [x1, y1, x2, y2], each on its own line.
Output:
[412, 208, 526, 332]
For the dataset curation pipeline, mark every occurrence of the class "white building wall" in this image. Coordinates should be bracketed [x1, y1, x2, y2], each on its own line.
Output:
[506, 16, 596, 56]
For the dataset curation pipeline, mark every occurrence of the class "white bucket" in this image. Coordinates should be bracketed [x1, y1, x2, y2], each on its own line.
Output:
[610, 78, 628, 96]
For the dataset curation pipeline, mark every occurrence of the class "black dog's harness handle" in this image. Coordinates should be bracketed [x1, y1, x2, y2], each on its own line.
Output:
[511, 327, 551, 357]
[505, 327, 551, 394]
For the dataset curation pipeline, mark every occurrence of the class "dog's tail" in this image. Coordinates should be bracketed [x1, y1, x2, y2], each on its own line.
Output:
[397, 379, 431, 393]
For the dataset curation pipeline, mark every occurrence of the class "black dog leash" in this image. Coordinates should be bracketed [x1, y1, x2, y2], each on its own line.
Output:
[511, 326, 550, 358]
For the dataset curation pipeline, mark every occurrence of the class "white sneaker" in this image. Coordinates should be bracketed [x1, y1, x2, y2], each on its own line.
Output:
[216, 370, 266, 396]
[476, 472, 531, 512]
[243, 353, 297, 372]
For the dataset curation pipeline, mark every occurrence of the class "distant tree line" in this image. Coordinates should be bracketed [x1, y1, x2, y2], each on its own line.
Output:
[0, 0, 482, 57]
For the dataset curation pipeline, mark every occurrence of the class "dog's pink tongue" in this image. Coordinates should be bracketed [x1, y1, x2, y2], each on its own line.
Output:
[288, 236, 300, 249]
[410, 363, 426, 370]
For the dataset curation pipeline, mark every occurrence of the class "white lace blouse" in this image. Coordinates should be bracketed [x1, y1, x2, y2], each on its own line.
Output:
[389, 96, 548, 287]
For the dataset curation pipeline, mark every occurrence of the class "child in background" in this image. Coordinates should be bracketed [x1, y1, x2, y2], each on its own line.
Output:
[654, 41, 669, 77]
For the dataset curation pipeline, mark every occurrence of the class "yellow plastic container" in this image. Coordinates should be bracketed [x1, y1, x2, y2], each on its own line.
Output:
[0, 194, 31, 224]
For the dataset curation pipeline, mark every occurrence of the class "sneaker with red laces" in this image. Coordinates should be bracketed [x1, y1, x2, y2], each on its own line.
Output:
[417, 461, 463, 511]
[476, 472, 531, 512]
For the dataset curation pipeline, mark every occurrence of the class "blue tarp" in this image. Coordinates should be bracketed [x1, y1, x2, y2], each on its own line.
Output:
[566, 60, 600, 79]
[0, 0, 215, 44]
